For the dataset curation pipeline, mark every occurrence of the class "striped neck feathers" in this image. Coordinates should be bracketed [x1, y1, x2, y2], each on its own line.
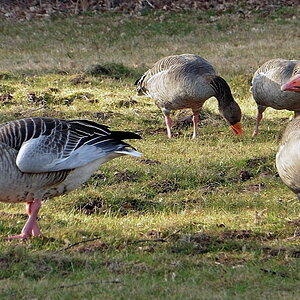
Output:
[210, 75, 235, 107]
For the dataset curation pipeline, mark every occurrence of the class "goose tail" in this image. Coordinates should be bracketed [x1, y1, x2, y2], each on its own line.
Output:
[115, 148, 143, 157]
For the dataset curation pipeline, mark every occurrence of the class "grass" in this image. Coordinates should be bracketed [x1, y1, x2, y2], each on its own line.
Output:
[0, 7, 300, 299]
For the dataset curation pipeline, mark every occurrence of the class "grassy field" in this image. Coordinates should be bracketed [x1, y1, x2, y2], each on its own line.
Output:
[0, 8, 300, 299]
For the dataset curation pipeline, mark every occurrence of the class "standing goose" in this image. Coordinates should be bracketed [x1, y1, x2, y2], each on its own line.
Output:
[251, 58, 300, 136]
[0, 117, 142, 239]
[135, 54, 242, 138]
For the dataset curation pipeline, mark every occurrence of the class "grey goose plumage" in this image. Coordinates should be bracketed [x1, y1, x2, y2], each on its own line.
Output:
[251, 58, 300, 136]
[276, 117, 300, 199]
[276, 77, 300, 200]
[135, 54, 243, 138]
[0, 117, 142, 239]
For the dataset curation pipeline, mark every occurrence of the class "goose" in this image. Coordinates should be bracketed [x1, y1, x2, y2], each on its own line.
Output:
[0, 117, 142, 239]
[276, 73, 300, 198]
[276, 116, 300, 200]
[251, 58, 300, 136]
[135, 54, 242, 138]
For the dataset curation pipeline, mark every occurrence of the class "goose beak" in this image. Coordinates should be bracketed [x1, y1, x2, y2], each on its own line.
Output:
[230, 122, 243, 135]
[281, 74, 300, 92]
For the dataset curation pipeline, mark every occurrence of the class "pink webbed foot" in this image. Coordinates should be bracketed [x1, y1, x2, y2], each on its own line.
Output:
[6, 199, 42, 240]
[6, 233, 31, 240]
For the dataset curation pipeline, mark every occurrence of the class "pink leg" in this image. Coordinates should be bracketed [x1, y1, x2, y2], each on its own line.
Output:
[165, 114, 172, 138]
[7, 199, 42, 240]
[253, 112, 263, 137]
[26, 202, 41, 236]
[192, 112, 199, 139]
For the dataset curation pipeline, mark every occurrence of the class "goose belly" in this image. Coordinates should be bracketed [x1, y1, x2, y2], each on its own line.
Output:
[151, 77, 215, 111]
[0, 156, 69, 203]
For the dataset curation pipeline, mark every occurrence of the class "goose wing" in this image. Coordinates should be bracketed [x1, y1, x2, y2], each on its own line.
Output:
[276, 118, 300, 193]
[136, 54, 216, 95]
[0, 118, 140, 173]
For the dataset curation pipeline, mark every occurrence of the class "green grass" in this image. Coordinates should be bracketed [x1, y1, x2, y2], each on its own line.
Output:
[0, 8, 300, 299]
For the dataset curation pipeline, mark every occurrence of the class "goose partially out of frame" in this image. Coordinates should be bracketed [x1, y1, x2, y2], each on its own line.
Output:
[276, 70, 300, 200]
[251, 58, 300, 136]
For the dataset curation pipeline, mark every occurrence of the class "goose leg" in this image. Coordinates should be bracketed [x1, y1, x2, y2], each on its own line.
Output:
[192, 112, 199, 139]
[7, 199, 42, 240]
[164, 114, 172, 138]
[253, 106, 266, 137]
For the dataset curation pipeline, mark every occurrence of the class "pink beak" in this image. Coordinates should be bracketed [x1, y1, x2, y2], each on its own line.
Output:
[281, 74, 300, 92]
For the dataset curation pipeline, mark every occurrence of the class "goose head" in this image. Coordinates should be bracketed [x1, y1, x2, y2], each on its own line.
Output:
[210, 76, 243, 136]
[220, 100, 243, 136]
[281, 74, 300, 92]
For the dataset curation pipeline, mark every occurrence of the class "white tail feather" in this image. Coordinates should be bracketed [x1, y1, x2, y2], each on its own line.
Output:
[115, 149, 142, 157]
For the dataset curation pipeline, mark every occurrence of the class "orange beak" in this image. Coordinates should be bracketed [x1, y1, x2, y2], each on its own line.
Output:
[230, 122, 243, 135]
[281, 74, 300, 92]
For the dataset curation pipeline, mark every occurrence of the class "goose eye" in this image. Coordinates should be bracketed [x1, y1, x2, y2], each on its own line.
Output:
[294, 69, 300, 76]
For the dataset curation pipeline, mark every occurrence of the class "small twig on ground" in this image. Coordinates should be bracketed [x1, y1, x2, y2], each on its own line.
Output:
[58, 228, 180, 251]
[56, 280, 122, 289]
[18, 107, 44, 115]
[165, 229, 181, 240]
[260, 268, 289, 278]
[57, 237, 103, 252]
[145, 0, 155, 8]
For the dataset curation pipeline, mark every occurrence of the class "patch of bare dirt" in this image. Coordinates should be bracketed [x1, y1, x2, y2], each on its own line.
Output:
[74, 198, 104, 215]
[149, 179, 179, 193]
[200, 185, 217, 195]
[0, 93, 13, 105]
[116, 98, 138, 108]
[173, 110, 224, 130]
[71, 240, 108, 253]
[263, 246, 300, 258]
[242, 182, 265, 192]
[139, 158, 161, 165]
[114, 169, 142, 183]
[239, 170, 253, 181]
[0, 257, 10, 270]
[69, 75, 89, 85]
[287, 218, 300, 226]
[143, 127, 166, 135]
[215, 253, 247, 266]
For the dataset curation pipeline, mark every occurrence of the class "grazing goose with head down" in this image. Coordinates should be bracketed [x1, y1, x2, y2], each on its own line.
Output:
[135, 54, 242, 138]
[0, 117, 141, 239]
[276, 74, 300, 199]
[251, 58, 300, 136]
